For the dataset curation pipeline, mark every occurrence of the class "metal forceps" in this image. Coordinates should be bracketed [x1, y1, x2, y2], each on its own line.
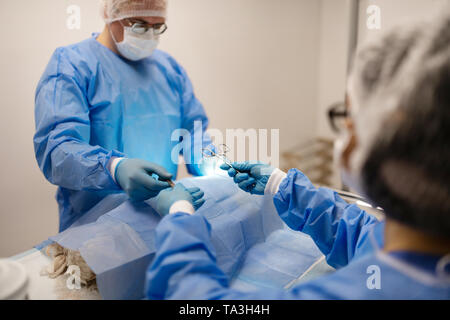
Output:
[202, 144, 237, 172]
[202, 144, 264, 189]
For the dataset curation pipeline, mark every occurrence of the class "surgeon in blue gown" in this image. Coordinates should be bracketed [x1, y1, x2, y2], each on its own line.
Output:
[34, 0, 213, 231]
[145, 13, 450, 299]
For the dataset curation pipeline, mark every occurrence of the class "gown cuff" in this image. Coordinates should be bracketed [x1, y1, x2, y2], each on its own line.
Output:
[169, 200, 195, 215]
[265, 168, 288, 196]
[108, 157, 126, 184]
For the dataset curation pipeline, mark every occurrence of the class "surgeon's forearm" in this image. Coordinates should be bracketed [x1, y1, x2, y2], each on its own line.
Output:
[272, 169, 378, 268]
[146, 213, 293, 300]
[145, 210, 336, 300]
[270, 168, 352, 231]
[41, 139, 123, 191]
[146, 213, 228, 299]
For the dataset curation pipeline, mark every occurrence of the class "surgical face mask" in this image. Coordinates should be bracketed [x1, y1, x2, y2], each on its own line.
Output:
[333, 131, 364, 195]
[113, 26, 159, 61]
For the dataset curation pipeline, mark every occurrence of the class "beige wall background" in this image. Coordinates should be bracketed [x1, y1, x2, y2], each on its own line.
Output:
[0, 0, 445, 257]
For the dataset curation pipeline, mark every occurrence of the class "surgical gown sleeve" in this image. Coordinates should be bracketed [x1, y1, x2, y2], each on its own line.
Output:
[168, 56, 213, 176]
[146, 213, 348, 300]
[34, 48, 124, 191]
[273, 169, 379, 268]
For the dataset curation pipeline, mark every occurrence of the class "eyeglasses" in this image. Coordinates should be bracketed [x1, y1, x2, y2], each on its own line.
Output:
[123, 19, 168, 36]
[328, 102, 350, 133]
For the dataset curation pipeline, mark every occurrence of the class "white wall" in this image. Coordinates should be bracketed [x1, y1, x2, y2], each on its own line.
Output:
[315, 0, 357, 188]
[316, 0, 355, 139]
[0, 0, 104, 257]
[161, 0, 322, 153]
[0, 0, 322, 256]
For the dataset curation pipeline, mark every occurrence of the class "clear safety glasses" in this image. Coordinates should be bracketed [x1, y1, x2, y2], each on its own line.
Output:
[122, 19, 168, 36]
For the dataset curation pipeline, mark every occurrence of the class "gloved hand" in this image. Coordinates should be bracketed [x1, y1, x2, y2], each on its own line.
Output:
[220, 162, 275, 195]
[156, 184, 205, 216]
[115, 159, 173, 202]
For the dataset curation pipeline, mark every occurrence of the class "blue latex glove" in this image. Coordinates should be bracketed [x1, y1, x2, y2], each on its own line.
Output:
[220, 162, 275, 195]
[115, 159, 173, 202]
[156, 184, 205, 216]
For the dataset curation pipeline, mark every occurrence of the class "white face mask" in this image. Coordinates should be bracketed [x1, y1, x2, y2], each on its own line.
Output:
[333, 132, 364, 195]
[114, 26, 159, 61]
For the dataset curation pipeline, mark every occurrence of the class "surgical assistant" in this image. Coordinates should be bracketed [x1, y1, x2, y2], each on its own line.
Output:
[145, 11, 450, 299]
[34, 0, 212, 231]
[146, 168, 449, 299]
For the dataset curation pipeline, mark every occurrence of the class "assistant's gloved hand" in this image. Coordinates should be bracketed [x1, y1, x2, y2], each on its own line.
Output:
[156, 184, 205, 217]
[115, 159, 173, 202]
[220, 162, 275, 195]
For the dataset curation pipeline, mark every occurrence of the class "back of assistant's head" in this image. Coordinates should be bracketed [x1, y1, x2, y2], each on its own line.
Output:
[350, 10, 450, 238]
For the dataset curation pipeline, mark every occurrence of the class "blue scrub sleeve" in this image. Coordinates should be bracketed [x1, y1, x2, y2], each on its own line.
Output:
[34, 49, 124, 191]
[273, 169, 379, 268]
[145, 213, 334, 300]
[171, 59, 213, 176]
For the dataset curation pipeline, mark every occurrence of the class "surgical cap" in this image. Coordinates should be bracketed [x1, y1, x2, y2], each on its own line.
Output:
[348, 10, 450, 238]
[103, 0, 167, 23]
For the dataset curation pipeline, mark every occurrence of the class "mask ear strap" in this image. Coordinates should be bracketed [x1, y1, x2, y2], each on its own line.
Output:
[108, 22, 122, 45]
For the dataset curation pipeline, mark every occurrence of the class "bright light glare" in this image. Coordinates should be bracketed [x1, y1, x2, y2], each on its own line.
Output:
[356, 200, 373, 208]
[202, 158, 228, 177]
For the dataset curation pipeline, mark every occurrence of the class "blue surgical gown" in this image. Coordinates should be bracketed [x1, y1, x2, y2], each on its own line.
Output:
[145, 169, 450, 299]
[34, 33, 212, 231]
